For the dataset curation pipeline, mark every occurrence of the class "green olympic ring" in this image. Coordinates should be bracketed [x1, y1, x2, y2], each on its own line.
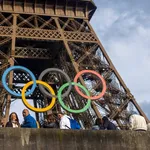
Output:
[57, 82, 91, 113]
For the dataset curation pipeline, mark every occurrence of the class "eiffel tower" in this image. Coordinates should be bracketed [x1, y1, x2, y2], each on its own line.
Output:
[0, 0, 148, 129]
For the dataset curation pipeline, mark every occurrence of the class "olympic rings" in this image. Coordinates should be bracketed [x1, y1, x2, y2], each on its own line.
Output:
[74, 70, 106, 100]
[38, 68, 72, 98]
[22, 80, 56, 112]
[2, 66, 36, 97]
[2, 66, 107, 113]
[57, 82, 91, 113]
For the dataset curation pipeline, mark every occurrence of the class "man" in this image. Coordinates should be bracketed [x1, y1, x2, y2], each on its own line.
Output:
[21, 109, 37, 128]
[102, 116, 117, 130]
[57, 112, 70, 129]
[128, 112, 147, 131]
[43, 114, 59, 128]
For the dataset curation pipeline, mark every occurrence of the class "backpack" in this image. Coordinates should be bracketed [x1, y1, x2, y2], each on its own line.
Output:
[68, 118, 81, 129]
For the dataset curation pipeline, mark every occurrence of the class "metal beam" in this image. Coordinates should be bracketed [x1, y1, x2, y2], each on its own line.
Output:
[85, 20, 130, 93]
[54, 17, 102, 119]
[5, 14, 17, 123]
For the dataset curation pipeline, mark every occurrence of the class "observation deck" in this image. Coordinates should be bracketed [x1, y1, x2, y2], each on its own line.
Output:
[0, 0, 96, 20]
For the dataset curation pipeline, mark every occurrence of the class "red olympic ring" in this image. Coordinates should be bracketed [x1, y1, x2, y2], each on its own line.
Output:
[74, 70, 106, 100]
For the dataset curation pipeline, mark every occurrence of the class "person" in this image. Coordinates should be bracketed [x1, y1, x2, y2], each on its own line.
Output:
[128, 111, 147, 131]
[21, 109, 37, 128]
[92, 118, 105, 130]
[0, 117, 6, 127]
[57, 112, 70, 129]
[5, 112, 20, 128]
[102, 116, 117, 130]
[43, 114, 59, 128]
[147, 123, 150, 131]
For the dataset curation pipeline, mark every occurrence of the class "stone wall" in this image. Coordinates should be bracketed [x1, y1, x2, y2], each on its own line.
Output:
[0, 128, 150, 150]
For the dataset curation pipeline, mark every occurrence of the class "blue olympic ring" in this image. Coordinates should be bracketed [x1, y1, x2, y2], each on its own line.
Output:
[2, 66, 36, 97]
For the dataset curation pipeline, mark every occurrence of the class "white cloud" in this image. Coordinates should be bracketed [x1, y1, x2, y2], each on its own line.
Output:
[91, 8, 119, 35]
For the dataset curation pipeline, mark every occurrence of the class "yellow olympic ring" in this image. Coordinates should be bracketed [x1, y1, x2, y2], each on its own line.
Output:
[22, 80, 56, 112]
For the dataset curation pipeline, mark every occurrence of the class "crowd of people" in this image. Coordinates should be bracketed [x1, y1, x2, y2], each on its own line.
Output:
[92, 111, 149, 131]
[0, 110, 77, 129]
[0, 109, 149, 132]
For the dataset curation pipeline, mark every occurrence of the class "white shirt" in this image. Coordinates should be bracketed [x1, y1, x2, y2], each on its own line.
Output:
[129, 114, 147, 131]
[12, 123, 19, 128]
[59, 115, 71, 129]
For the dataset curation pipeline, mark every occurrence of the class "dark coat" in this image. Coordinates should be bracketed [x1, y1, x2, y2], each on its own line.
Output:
[6, 121, 20, 127]
[43, 122, 59, 128]
[103, 120, 117, 130]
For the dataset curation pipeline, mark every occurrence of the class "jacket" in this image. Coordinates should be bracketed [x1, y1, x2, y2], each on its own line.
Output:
[43, 122, 59, 128]
[129, 114, 147, 131]
[6, 121, 20, 128]
[21, 114, 37, 128]
[102, 117, 117, 130]
[104, 121, 117, 130]
[60, 115, 70, 129]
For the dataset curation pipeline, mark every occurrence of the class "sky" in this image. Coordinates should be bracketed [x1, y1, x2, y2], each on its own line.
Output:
[10, 0, 150, 122]
[10, 99, 35, 123]
[91, 0, 150, 119]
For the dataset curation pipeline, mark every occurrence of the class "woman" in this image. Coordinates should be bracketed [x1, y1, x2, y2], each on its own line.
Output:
[6, 112, 20, 128]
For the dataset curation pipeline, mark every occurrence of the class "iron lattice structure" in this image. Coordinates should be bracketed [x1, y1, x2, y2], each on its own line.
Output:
[0, 0, 149, 129]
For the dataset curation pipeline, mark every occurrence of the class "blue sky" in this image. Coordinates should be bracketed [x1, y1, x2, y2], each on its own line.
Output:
[91, 0, 150, 119]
